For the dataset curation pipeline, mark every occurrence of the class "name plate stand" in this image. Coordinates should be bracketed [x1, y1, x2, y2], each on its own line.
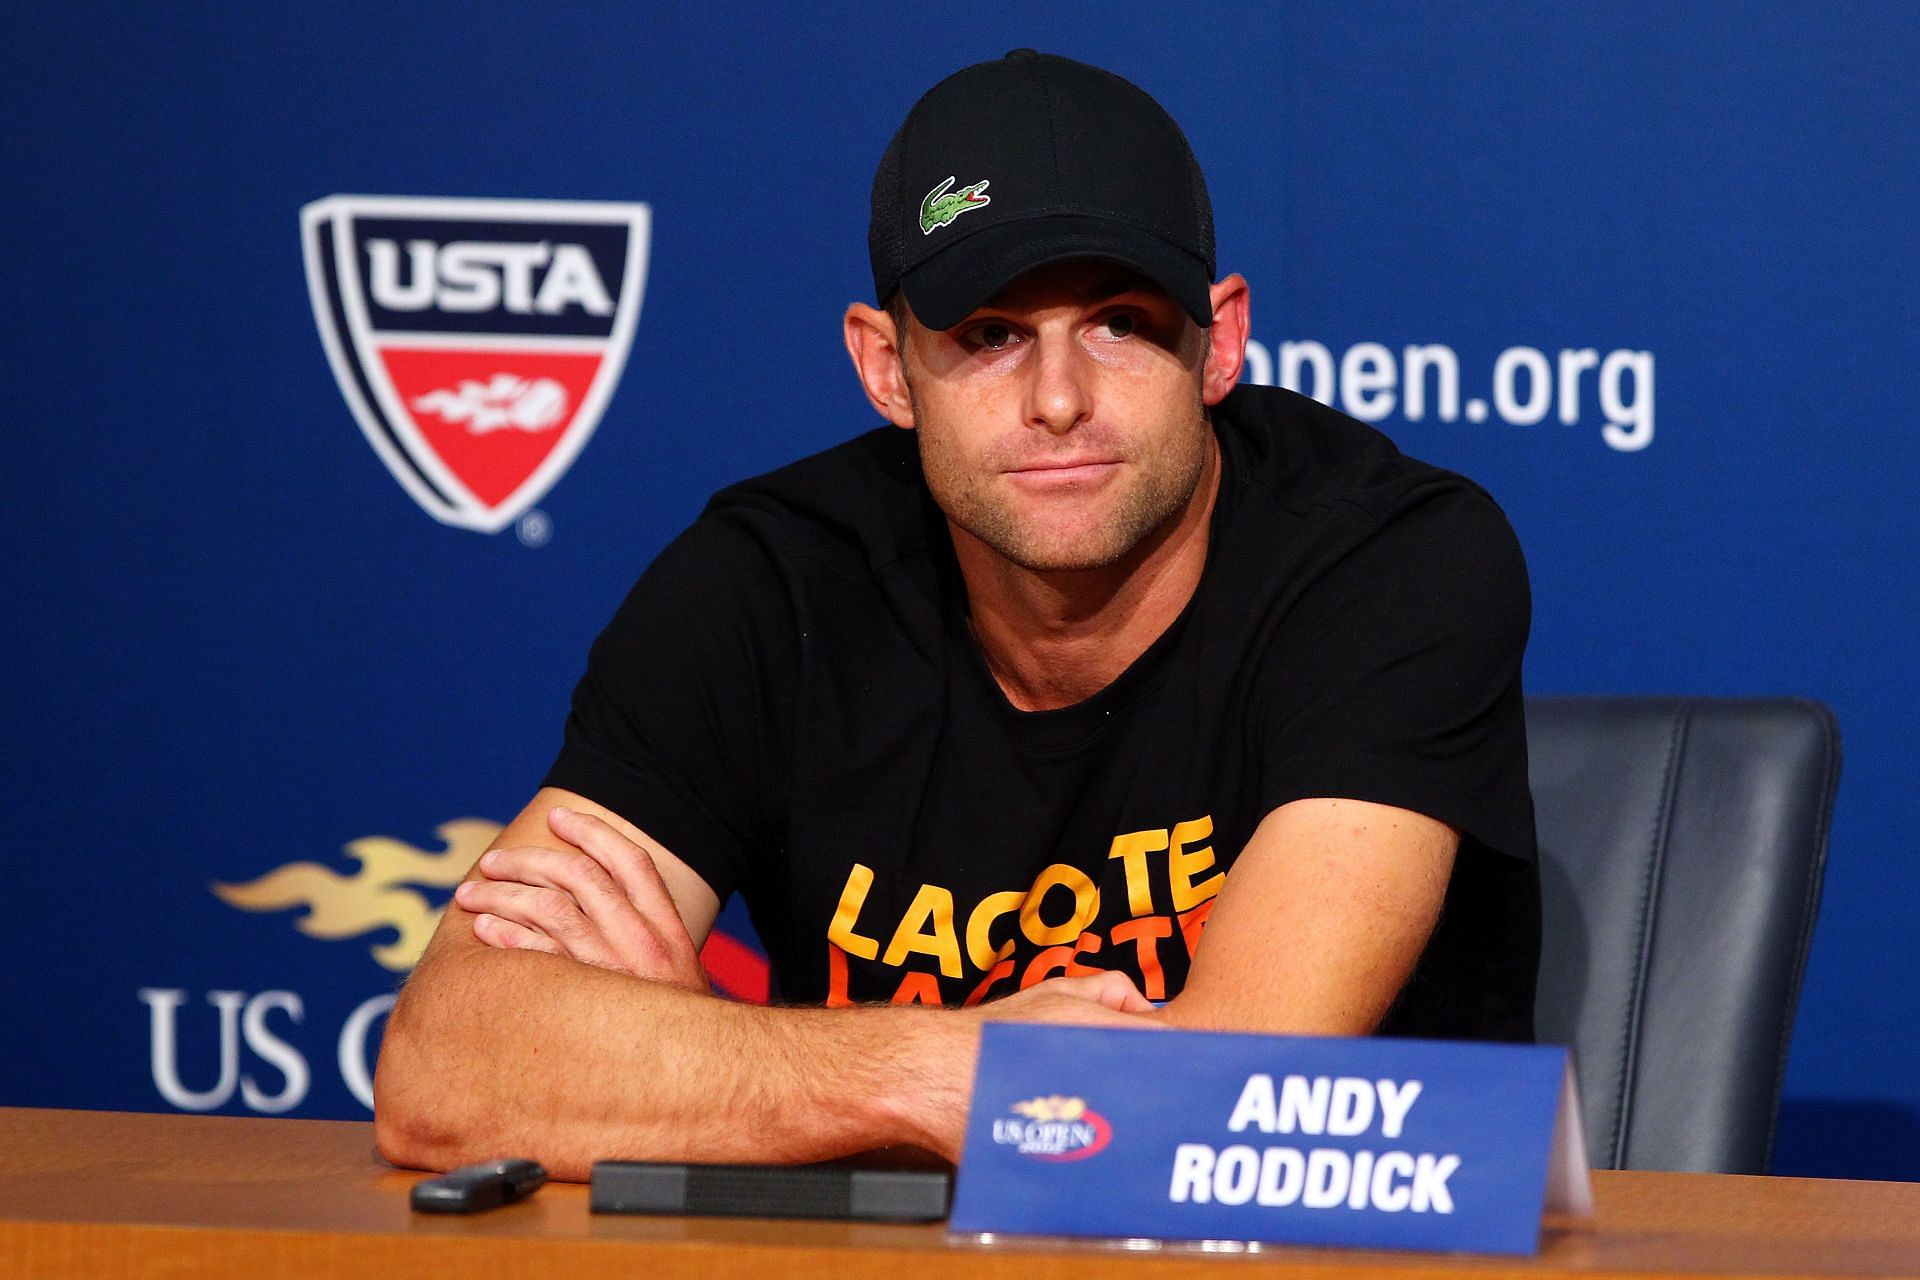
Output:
[950, 1024, 1592, 1256]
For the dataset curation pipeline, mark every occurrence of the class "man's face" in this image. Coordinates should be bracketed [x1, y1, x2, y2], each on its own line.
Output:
[897, 260, 1214, 574]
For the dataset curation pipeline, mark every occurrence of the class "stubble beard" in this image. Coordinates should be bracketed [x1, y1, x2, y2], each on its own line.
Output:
[912, 386, 1212, 574]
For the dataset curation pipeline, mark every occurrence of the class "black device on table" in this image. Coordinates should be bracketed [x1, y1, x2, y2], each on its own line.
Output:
[592, 1148, 952, 1223]
[410, 1158, 548, 1213]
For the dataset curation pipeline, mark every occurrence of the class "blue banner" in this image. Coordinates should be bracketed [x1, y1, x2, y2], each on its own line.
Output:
[3, 1, 1915, 1181]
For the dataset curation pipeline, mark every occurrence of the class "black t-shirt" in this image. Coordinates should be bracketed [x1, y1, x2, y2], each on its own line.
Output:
[545, 384, 1540, 1041]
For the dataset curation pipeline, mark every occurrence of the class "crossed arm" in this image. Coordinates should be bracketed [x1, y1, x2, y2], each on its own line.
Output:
[372, 787, 1456, 1179]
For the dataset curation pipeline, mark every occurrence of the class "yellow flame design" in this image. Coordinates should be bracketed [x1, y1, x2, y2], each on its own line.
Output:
[1011, 1095, 1088, 1122]
[213, 819, 501, 972]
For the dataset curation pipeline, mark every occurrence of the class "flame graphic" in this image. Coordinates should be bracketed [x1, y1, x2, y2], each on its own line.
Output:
[213, 820, 501, 971]
[1011, 1095, 1088, 1122]
[412, 374, 568, 434]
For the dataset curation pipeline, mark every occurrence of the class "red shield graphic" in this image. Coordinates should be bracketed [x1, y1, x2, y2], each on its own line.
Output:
[301, 196, 650, 533]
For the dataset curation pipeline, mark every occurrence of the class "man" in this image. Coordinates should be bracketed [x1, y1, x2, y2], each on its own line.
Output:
[374, 50, 1539, 1181]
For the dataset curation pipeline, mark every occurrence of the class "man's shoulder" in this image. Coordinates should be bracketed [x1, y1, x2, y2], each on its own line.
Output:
[1216, 383, 1499, 526]
[698, 425, 933, 572]
[1212, 384, 1526, 610]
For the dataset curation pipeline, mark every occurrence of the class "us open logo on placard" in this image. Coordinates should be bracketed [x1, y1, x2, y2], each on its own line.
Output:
[300, 195, 650, 533]
[992, 1095, 1113, 1162]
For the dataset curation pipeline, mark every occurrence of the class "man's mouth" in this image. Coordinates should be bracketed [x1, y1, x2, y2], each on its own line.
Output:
[1007, 458, 1122, 479]
[1005, 460, 1122, 492]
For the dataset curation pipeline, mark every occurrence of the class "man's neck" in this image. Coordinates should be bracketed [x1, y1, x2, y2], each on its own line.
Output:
[954, 436, 1222, 712]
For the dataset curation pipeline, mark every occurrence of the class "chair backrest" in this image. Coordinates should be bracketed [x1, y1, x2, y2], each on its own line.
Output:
[1526, 696, 1839, 1174]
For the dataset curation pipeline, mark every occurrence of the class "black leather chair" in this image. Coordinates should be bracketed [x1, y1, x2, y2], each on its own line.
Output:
[1526, 696, 1839, 1174]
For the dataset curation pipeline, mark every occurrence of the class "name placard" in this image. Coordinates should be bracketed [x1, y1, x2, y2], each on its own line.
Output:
[950, 1024, 1591, 1256]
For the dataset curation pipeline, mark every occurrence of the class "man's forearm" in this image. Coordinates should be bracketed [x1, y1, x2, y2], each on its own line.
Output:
[374, 946, 966, 1180]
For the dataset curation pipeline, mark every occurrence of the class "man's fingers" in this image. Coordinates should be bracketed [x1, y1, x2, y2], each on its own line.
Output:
[471, 911, 562, 957]
[478, 844, 622, 911]
[978, 971, 1162, 1034]
[465, 826, 704, 987]
[456, 879, 616, 968]
[1053, 971, 1156, 1014]
[546, 806, 687, 931]
[476, 843, 668, 958]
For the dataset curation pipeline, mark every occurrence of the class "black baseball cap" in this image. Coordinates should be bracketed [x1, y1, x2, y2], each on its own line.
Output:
[868, 50, 1217, 332]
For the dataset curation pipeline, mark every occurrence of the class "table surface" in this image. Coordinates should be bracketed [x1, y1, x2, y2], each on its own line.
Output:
[1, 1106, 1916, 1279]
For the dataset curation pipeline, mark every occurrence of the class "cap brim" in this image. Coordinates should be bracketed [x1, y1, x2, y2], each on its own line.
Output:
[899, 216, 1214, 332]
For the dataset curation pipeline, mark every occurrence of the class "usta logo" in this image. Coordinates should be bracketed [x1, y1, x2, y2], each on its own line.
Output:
[302, 195, 651, 534]
[364, 238, 614, 316]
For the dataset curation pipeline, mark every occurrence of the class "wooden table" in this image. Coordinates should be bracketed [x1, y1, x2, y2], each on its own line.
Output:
[1, 1107, 1916, 1278]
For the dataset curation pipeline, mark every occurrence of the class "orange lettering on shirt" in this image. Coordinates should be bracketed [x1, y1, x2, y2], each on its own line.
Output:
[882, 882, 962, 978]
[1018, 864, 1100, 946]
[1110, 915, 1173, 1000]
[964, 889, 1026, 971]
[1020, 945, 1076, 989]
[964, 958, 1017, 1007]
[1065, 929, 1105, 977]
[889, 971, 945, 1006]
[1176, 898, 1217, 959]
[1106, 828, 1170, 916]
[827, 862, 881, 960]
[826, 941, 853, 1007]
[1169, 816, 1224, 911]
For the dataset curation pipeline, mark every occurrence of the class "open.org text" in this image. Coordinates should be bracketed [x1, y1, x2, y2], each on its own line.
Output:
[1244, 338, 1655, 453]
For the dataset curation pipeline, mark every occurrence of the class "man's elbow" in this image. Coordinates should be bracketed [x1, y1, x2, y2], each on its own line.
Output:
[372, 1097, 442, 1174]
[370, 960, 498, 1172]
[372, 996, 457, 1171]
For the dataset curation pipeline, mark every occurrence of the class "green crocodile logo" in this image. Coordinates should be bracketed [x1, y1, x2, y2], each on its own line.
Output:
[920, 176, 992, 235]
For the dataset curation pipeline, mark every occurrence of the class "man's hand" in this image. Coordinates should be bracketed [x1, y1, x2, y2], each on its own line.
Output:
[902, 971, 1165, 1161]
[979, 970, 1160, 1028]
[453, 805, 709, 993]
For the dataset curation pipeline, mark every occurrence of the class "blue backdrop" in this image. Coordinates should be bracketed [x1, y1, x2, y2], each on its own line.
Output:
[5, 1, 1915, 1179]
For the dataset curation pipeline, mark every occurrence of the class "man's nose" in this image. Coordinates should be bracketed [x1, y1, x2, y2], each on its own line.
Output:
[1024, 334, 1093, 435]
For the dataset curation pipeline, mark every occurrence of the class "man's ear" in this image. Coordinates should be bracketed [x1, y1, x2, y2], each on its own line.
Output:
[1200, 273, 1251, 406]
[844, 302, 916, 429]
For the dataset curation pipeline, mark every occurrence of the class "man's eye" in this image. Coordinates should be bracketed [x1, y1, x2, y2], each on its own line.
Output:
[973, 322, 1015, 350]
[1102, 313, 1137, 339]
